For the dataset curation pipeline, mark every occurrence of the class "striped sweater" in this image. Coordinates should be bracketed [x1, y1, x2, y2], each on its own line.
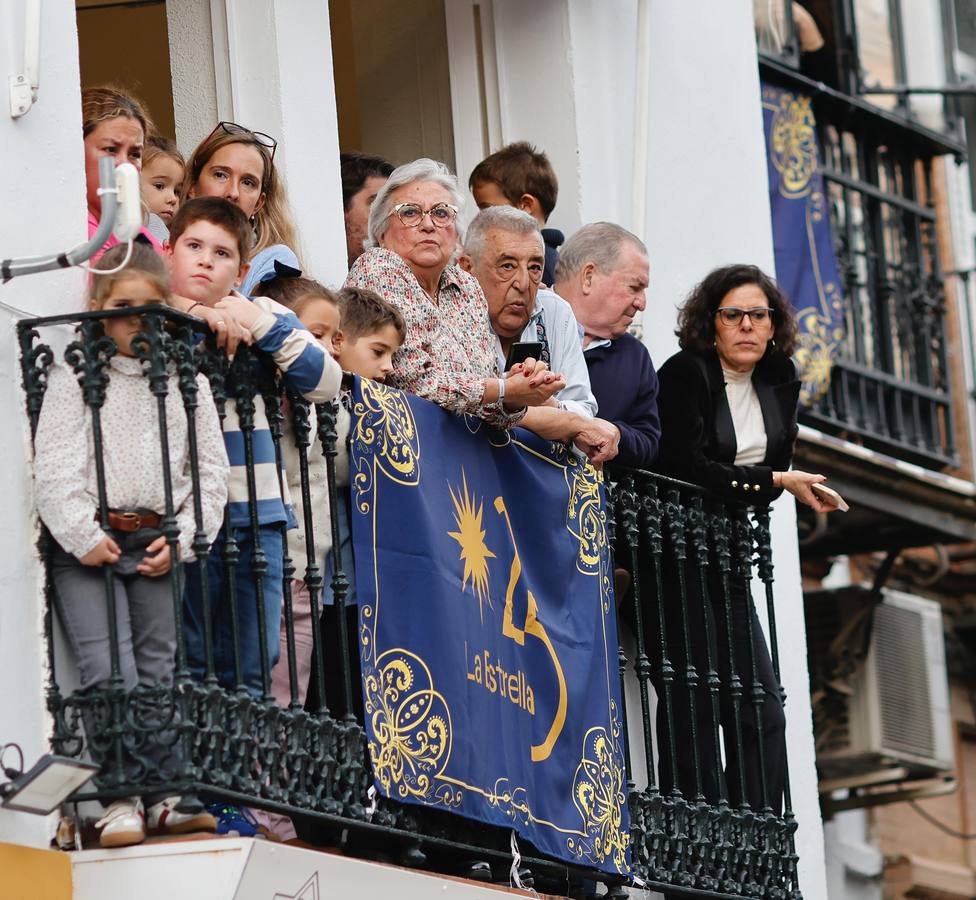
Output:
[222, 295, 342, 529]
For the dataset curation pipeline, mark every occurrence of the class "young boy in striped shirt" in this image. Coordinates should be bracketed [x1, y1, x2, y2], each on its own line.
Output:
[165, 198, 341, 700]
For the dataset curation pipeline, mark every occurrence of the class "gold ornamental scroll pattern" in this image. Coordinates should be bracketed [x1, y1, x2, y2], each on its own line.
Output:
[563, 456, 628, 868]
[796, 189, 845, 406]
[769, 89, 817, 199]
[362, 649, 456, 805]
[349, 377, 421, 681]
[568, 714, 629, 871]
[564, 455, 613, 613]
[763, 86, 845, 406]
[351, 378, 420, 517]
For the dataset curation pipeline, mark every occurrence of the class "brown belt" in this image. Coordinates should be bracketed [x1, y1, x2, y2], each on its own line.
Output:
[99, 510, 163, 533]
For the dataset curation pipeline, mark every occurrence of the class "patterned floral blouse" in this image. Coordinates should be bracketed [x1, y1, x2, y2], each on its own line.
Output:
[345, 247, 521, 429]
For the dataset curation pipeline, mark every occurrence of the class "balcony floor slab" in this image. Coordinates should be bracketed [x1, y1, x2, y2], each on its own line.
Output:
[67, 835, 622, 900]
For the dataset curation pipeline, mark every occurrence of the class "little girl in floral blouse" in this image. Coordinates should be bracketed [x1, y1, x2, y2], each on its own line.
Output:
[32, 243, 229, 848]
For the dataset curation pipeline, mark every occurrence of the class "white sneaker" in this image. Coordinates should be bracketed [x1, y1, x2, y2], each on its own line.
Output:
[146, 796, 217, 836]
[96, 797, 146, 848]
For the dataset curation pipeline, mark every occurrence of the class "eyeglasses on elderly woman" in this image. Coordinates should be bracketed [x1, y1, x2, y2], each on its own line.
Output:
[388, 202, 459, 228]
[205, 121, 278, 162]
[714, 306, 776, 326]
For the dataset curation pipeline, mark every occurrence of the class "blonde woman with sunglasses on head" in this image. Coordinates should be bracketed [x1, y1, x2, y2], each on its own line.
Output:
[182, 121, 301, 296]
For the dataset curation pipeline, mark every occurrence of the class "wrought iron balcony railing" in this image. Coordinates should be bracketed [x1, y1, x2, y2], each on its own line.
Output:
[803, 118, 956, 468]
[17, 308, 802, 898]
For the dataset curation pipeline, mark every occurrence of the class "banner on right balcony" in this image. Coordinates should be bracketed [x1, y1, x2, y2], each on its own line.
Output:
[761, 80, 846, 407]
[348, 377, 630, 876]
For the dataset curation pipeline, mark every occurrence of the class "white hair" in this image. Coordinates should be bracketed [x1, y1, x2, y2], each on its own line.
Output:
[555, 222, 647, 281]
[365, 158, 465, 248]
[463, 206, 543, 264]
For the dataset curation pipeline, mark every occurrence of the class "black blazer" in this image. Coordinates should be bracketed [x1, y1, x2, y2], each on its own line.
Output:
[655, 348, 801, 505]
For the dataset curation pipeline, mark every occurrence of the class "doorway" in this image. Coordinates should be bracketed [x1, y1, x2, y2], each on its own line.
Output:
[76, 0, 176, 139]
[329, 0, 457, 170]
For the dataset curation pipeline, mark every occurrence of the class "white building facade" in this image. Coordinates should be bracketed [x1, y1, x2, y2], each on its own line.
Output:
[0, 1, 828, 896]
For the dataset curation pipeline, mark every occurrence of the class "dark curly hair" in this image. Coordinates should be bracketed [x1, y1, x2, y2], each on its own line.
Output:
[675, 264, 797, 357]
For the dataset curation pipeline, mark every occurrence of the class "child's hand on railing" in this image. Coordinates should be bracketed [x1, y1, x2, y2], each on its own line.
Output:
[193, 302, 253, 360]
[136, 537, 172, 577]
[214, 294, 274, 335]
[79, 535, 121, 567]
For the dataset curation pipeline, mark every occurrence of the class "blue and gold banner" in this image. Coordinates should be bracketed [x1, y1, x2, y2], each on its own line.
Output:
[349, 378, 629, 875]
[761, 81, 845, 406]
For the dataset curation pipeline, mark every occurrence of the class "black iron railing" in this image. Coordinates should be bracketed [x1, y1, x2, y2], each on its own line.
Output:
[18, 308, 801, 898]
[804, 118, 956, 468]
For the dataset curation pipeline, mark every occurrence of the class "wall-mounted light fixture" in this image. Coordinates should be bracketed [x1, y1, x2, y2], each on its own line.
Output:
[1, 743, 98, 816]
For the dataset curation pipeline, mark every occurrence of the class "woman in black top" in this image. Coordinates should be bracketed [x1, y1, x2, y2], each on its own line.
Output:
[654, 264, 833, 813]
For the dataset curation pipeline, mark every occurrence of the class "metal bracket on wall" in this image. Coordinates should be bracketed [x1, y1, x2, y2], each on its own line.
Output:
[8, 0, 40, 119]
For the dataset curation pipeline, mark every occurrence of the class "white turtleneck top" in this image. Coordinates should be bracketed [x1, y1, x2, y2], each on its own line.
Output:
[722, 366, 767, 466]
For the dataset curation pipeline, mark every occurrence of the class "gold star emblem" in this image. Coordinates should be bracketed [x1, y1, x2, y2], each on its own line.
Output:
[447, 469, 496, 622]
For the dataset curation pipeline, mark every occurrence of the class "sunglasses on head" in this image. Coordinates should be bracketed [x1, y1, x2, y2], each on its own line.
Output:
[204, 121, 278, 163]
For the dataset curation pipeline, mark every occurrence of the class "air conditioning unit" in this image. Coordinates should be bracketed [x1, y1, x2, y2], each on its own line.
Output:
[806, 587, 954, 784]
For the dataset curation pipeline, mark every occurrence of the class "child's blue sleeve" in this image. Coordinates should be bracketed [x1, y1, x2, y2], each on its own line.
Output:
[250, 301, 342, 402]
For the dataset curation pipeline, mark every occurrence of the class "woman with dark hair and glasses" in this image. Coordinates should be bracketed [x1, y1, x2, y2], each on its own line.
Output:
[182, 121, 300, 295]
[659, 263, 831, 509]
[345, 158, 564, 427]
[652, 264, 835, 816]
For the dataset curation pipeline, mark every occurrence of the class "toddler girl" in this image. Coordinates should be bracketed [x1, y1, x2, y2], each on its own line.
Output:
[141, 135, 186, 242]
[33, 243, 229, 848]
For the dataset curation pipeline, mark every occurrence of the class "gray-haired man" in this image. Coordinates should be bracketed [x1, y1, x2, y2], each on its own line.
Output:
[553, 223, 660, 468]
[460, 207, 620, 464]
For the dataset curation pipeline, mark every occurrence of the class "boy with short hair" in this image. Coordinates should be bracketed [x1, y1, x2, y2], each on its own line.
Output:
[469, 141, 562, 285]
[332, 285, 406, 381]
[330, 285, 405, 545]
[165, 198, 342, 710]
[315, 286, 405, 722]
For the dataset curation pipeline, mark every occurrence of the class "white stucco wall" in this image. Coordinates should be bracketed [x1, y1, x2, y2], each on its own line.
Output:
[0, 0, 87, 848]
[167, 0, 347, 289]
[487, 0, 640, 235]
[898, 0, 948, 133]
[166, 0, 220, 152]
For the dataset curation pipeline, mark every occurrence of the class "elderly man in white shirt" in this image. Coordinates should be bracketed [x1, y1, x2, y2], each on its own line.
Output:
[460, 206, 620, 464]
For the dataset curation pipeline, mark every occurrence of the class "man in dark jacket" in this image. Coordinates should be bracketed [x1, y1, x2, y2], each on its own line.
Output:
[552, 223, 660, 468]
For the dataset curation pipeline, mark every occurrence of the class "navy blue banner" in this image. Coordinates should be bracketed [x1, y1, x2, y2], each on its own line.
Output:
[762, 81, 846, 406]
[348, 377, 629, 875]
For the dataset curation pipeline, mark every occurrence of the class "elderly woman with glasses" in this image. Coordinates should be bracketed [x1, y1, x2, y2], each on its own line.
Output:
[651, 263, 835, 820]
[345, 158, 564, 427]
